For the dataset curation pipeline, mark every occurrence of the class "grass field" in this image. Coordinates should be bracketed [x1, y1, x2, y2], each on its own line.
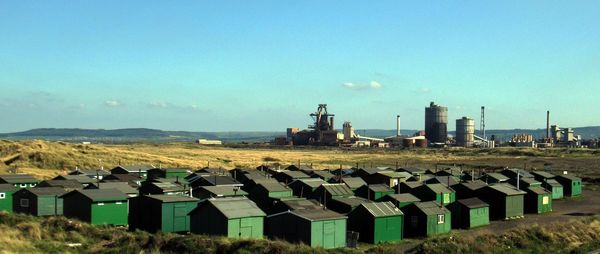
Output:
[1, 139, 600, 253]
[1, 140, 599, 181]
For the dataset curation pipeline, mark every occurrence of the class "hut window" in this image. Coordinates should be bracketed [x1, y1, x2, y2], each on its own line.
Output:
[116, 202, 123, 205]
[97, 202, 105, 206]
[0, 193, 5, 199]
[20, 199, 29, 207]
[437, 214, 445, 224]
[443, 193, 450, 203]
[20, 184, 26, 188]
[542, 196, 549, 205]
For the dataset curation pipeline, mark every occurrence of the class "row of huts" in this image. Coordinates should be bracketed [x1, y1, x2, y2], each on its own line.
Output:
[0, 164, 583, 249]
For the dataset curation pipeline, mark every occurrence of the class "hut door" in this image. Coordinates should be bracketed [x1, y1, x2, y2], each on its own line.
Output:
[323, 221, 336, 247]
[239, 218, 253, 238]
[173, 204, 188, 231]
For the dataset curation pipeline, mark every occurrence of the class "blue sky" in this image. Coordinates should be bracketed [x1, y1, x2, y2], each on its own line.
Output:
[1, 1, 599, 132]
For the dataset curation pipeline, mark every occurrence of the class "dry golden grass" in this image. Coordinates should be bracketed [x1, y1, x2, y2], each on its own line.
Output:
[0, 225, 40, 254]
[1, 139, 599, 180]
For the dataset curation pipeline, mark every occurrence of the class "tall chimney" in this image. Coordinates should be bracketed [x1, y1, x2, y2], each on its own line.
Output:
[329, 116, 334, 131]
[546, 111, 550, 139]
[396, 115, 401, 137]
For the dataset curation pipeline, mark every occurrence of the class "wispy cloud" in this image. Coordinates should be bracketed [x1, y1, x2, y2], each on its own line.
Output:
[104, 100, 121, 107]
[148, 101, 168, 108]
[342, 81, 383, 91]
[146, 101, 205, 112]
[413, 87, 431, 94]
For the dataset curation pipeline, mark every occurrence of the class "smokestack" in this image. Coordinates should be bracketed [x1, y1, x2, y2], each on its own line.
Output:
[329, 116, 334, 131]
[546, 111, 550, 139]
[396, 115, 401, 137]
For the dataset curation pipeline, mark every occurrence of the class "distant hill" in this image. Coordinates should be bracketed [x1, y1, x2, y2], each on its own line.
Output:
[0, 128, 283, 143]
[1, 126, 598, 143]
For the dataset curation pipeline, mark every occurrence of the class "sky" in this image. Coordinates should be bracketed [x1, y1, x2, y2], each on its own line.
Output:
[1, 1, 599, 132]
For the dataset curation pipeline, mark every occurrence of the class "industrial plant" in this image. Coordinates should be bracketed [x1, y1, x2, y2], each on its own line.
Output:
[274, 103, 585, 149]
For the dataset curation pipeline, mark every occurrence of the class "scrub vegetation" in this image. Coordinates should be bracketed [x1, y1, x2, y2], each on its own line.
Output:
[0, 211, 598, 254]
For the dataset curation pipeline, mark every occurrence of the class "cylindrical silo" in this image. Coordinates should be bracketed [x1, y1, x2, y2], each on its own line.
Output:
[425, 102, 448, 143]
[456, 117, 475, 147]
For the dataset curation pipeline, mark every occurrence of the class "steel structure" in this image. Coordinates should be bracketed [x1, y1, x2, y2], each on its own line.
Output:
[425, 102, 448, 144]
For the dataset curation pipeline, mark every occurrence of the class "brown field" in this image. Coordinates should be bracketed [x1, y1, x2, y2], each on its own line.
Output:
[1, 139, 600, 253]
[1, 139, 600, 181]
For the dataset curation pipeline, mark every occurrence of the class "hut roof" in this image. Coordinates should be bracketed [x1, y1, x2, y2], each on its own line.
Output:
[456, 197, 489, 209]
[359, 202, 403, 217]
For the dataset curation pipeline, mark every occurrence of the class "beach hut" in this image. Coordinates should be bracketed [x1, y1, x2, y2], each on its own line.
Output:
[326, 196, 372, 214]
[269, 198, 323, 214]
[139, 182, 186, 195]
[335, 177, 367, 191]
[347, 202, 404, 243]
[554, 174, 582, 197]
[311, 183, 354, 203]
[129, 194, 198, 233]
[542, 179, 564, 199]
[147, 168, 192, 180]
[85, 182, 139, 197]
[110, 165, 152, 178]
[273, 170, 311, 184]
[410, 184, 456, 205]
[68, 168, 110, 180]
[248, 182, 293, 209]
[355, 184, 395, 201]
[479, 173, 509, 184]
[398, 167, 427, 176]
[193, 186, 247, 200]
[500, 168, 534, 179]
[37, 180, 83, 191]
[451, 180, 487, 199]
[189, 197, 265, 239]
[531, 171, 556, 182]
[266, 208, 347, 249]
[288, 178, 326, 198]
[401, 201, 451, 237]
[0, 184, 17, 212]
[379, 193, 421, 208]
[363, 171, 411, 188]
[13, 187, 66, 216]
[61, 189, 128, 225]
[310, 171, 335, 182]
[524, 187, 552, 214]
[0, 174, 38, 188]
[475, 183, 526, 220]
[53, 175, 96, 187]
[447, 197, 489, 229]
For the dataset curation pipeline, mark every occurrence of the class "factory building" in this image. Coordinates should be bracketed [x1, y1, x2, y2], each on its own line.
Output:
[456, 117, 475, 147]
[425, 102, 448, 144]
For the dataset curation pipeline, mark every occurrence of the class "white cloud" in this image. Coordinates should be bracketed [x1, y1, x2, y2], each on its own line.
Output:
[104, 100, 121, 107]
[148, 101, 168, 108]
[342, 81, 383, 91]
[414, 87, 431, 94]
[370, 81, 382, 89]
[342, 82, 358, 89]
